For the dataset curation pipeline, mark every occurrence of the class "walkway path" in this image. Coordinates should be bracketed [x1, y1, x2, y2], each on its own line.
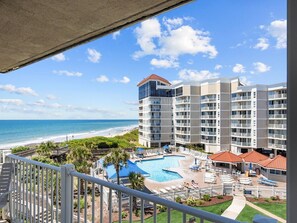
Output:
[221, 193, 246, 220]
[246, 201, 286, 223]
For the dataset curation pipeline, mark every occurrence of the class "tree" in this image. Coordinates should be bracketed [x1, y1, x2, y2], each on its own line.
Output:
[103, 148, 130, 185]
[128, 172, 145, 211]
[67, 146, 92, 193]
[36, 141, 58, 158]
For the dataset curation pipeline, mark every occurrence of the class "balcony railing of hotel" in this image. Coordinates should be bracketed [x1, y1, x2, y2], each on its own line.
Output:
[268, 124, 287, 129]
[231, 114, 251, 119]
[176, 137, 191, 142]
[268, 143, 286, 150]
[231, 123, 251, 128]
[175, 130, 191, 135]
[175, 107, 191, 112]
[175, 99, 190, 104]
[231, 96, 251, 101]
[268, 104, 287, 109]
[231, 141, 251, 146]
[268, 114, 287, 119]
[201, 115, 216, 119]
[200, 97, 216, 103]
[175, 122, 190, 127]
[231, 105, 251, 110]
[142, 115, 161, 119]
[6, 154, 240, 223]
[268, 133, 287, 139]
[201, 106, 216, 111]
[231, 132, 251, 137]
[200, 123, 216, 127]
[201, 131, 217, 136]
[201, 139, 216, 144]
[268, 93, 287, 99]
[175, 115, 190, 119]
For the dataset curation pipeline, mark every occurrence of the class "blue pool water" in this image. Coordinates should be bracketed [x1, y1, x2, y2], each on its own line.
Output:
[135, 155, 185, 182]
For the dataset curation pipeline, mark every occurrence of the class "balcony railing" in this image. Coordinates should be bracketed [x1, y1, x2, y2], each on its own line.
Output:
[175, 99, 190, 104]
[175, 123, 190, 127]
[201, 139, 216, 144]
[268, 93, 287, 99]
[231, 105, 251, 110]
[268, 124, 287, 129]
[200, 97, 216, 103]
[268, 134, 286, 139]
[201, 106, 216, 111]
[231, 96, 251, 101]
[231, 141, 251, 146]
[175, 107, 191, 112]
[269, 114, 287, 119]
[201, 131, 217, 136]
[201, 115, 216, 119]
[231, 123, 251, 128]
[268, 143, 286, 150]
[231, 132, 251, 137]
[231, 115, 251, 119]
[175, 115, 190, 119]
[200, 123, 216, 127]
[269, 104, 287, 109]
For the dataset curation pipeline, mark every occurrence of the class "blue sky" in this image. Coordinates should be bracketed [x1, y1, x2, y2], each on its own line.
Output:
[0, 0, 286, 119]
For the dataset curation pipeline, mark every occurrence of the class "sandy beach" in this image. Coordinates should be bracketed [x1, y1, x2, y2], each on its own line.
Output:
[0, 125, 138, 150]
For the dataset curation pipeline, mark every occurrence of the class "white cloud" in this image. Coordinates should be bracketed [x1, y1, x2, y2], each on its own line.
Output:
[163, 17, 183, 30]
[254, 38, 269, 50]
[232, 64, 246, 73]
[96, 75, 109, 83]
[46, 94, 57, 100]
[150, 58, 179, 68]
[178, 69, 219, 82]
[267, 19, 287, 49]
[240, 76, 252, 86]
[214, 64, 223, 70]
[0, 84, 38, 96]
[253, 62, 271, 73]
[171, 80, 182, 85]
[133, 18, 161, 59]
[87, 48, 102, 63]
[53, 70, 83, 77]
[0, 99, 24, 105]
[118, 76, 130, 84]
[51, 53, 66, 62]
[133, 18, 217, 60]
[112, 31, 121, 40]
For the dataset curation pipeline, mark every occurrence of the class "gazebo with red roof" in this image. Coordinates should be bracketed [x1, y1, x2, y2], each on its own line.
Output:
[137, 74, 171, 87]
[256, 155, 286, 182]
[209, 151, 243, 174]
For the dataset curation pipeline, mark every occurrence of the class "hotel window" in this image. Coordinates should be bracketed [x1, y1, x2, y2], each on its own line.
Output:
[253, 92, 256, 98]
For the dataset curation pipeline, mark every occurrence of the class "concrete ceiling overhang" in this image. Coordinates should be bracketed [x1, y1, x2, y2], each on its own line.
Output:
[0, 0, 192, 73]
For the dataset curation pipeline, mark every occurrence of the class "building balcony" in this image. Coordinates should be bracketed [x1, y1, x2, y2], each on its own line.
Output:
[175, 130, 191, 135]
[269, 114, 287, 119]
[268, 93, 287, 100]
[201, 131, 216, 136]
[200, 97, 216, 103]
[231, 123, 251, 128]
[175, 122, 190, 127]
[268, 143, 287, 150]
[231, 132, 251, 137]
[201, 115, 216, 119]
[268, 124, 287, 129]
[201, 123, 216, 127]
[201, 139, 216, 144]
[231, 114, 251, 119]
[201, 106, 216, 111]
[175, 99, 190, 104]
[269, 104, 287, 109]
[231, 96, 251, 101]
[231, 105, 251, 110]
[175, 137, 191, 143]
[231, 141, 251, 147]
[268, 133, 287, 140]
[175, 115, 190, 119]
[175, 107, 191, 112]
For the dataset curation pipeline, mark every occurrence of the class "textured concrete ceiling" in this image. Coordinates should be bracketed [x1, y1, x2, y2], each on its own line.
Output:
[0, 0, 192, 73]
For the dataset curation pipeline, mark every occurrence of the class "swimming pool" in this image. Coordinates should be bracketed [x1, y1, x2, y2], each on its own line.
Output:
[135, 155, 185, 182]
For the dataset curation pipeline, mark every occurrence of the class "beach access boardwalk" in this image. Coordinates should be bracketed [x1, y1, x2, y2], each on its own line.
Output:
[221, 193, 246, 220]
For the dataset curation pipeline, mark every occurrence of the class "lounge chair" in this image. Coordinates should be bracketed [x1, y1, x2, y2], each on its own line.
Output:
[0, 163, 14, 220]
[191, 180, 199, 189]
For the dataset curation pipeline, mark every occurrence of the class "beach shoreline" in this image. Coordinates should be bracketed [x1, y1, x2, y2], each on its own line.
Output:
[0, 125, 138, 150]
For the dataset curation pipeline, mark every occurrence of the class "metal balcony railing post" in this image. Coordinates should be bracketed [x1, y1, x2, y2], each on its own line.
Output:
[61, 164, 75, 223]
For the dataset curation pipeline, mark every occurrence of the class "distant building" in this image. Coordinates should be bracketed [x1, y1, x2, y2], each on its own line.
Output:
[137, 74, 287, 155]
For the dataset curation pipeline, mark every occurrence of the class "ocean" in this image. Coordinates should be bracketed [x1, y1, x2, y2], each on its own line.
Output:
[0, 120, 138, 149]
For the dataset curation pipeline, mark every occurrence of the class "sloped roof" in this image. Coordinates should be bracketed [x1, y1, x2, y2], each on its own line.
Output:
[0, 0, 192, 73]
[209, 151, 242, 163]
[238, 150, 268, 163]
[257, 155, 286, 171]
[137, 74, 171, 87]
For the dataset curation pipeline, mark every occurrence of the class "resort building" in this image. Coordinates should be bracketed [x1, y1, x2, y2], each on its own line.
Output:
[138, 74, 287, 155]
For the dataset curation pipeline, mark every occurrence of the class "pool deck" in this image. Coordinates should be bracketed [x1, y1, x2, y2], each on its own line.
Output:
[130, 152, 286, 192]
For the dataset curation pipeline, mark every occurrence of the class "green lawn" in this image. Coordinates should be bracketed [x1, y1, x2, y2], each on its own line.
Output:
[236, 205, 267, 223]
[119, 200, 232, 223]
[253, 202, 286, 220]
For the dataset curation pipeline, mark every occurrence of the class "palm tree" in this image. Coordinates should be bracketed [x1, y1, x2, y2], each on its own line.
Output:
[67, 145, 92, 193]
[36, 141, 58, 158]
[128, 172, 145, 211]
[103, 148, 130, 185]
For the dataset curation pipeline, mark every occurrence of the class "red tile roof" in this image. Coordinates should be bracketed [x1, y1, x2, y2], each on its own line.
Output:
[238, 150, 268, 163]
[257, 155, 286, 171]
[137, 74, 171, 87]
[209, 151, 242, 163]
